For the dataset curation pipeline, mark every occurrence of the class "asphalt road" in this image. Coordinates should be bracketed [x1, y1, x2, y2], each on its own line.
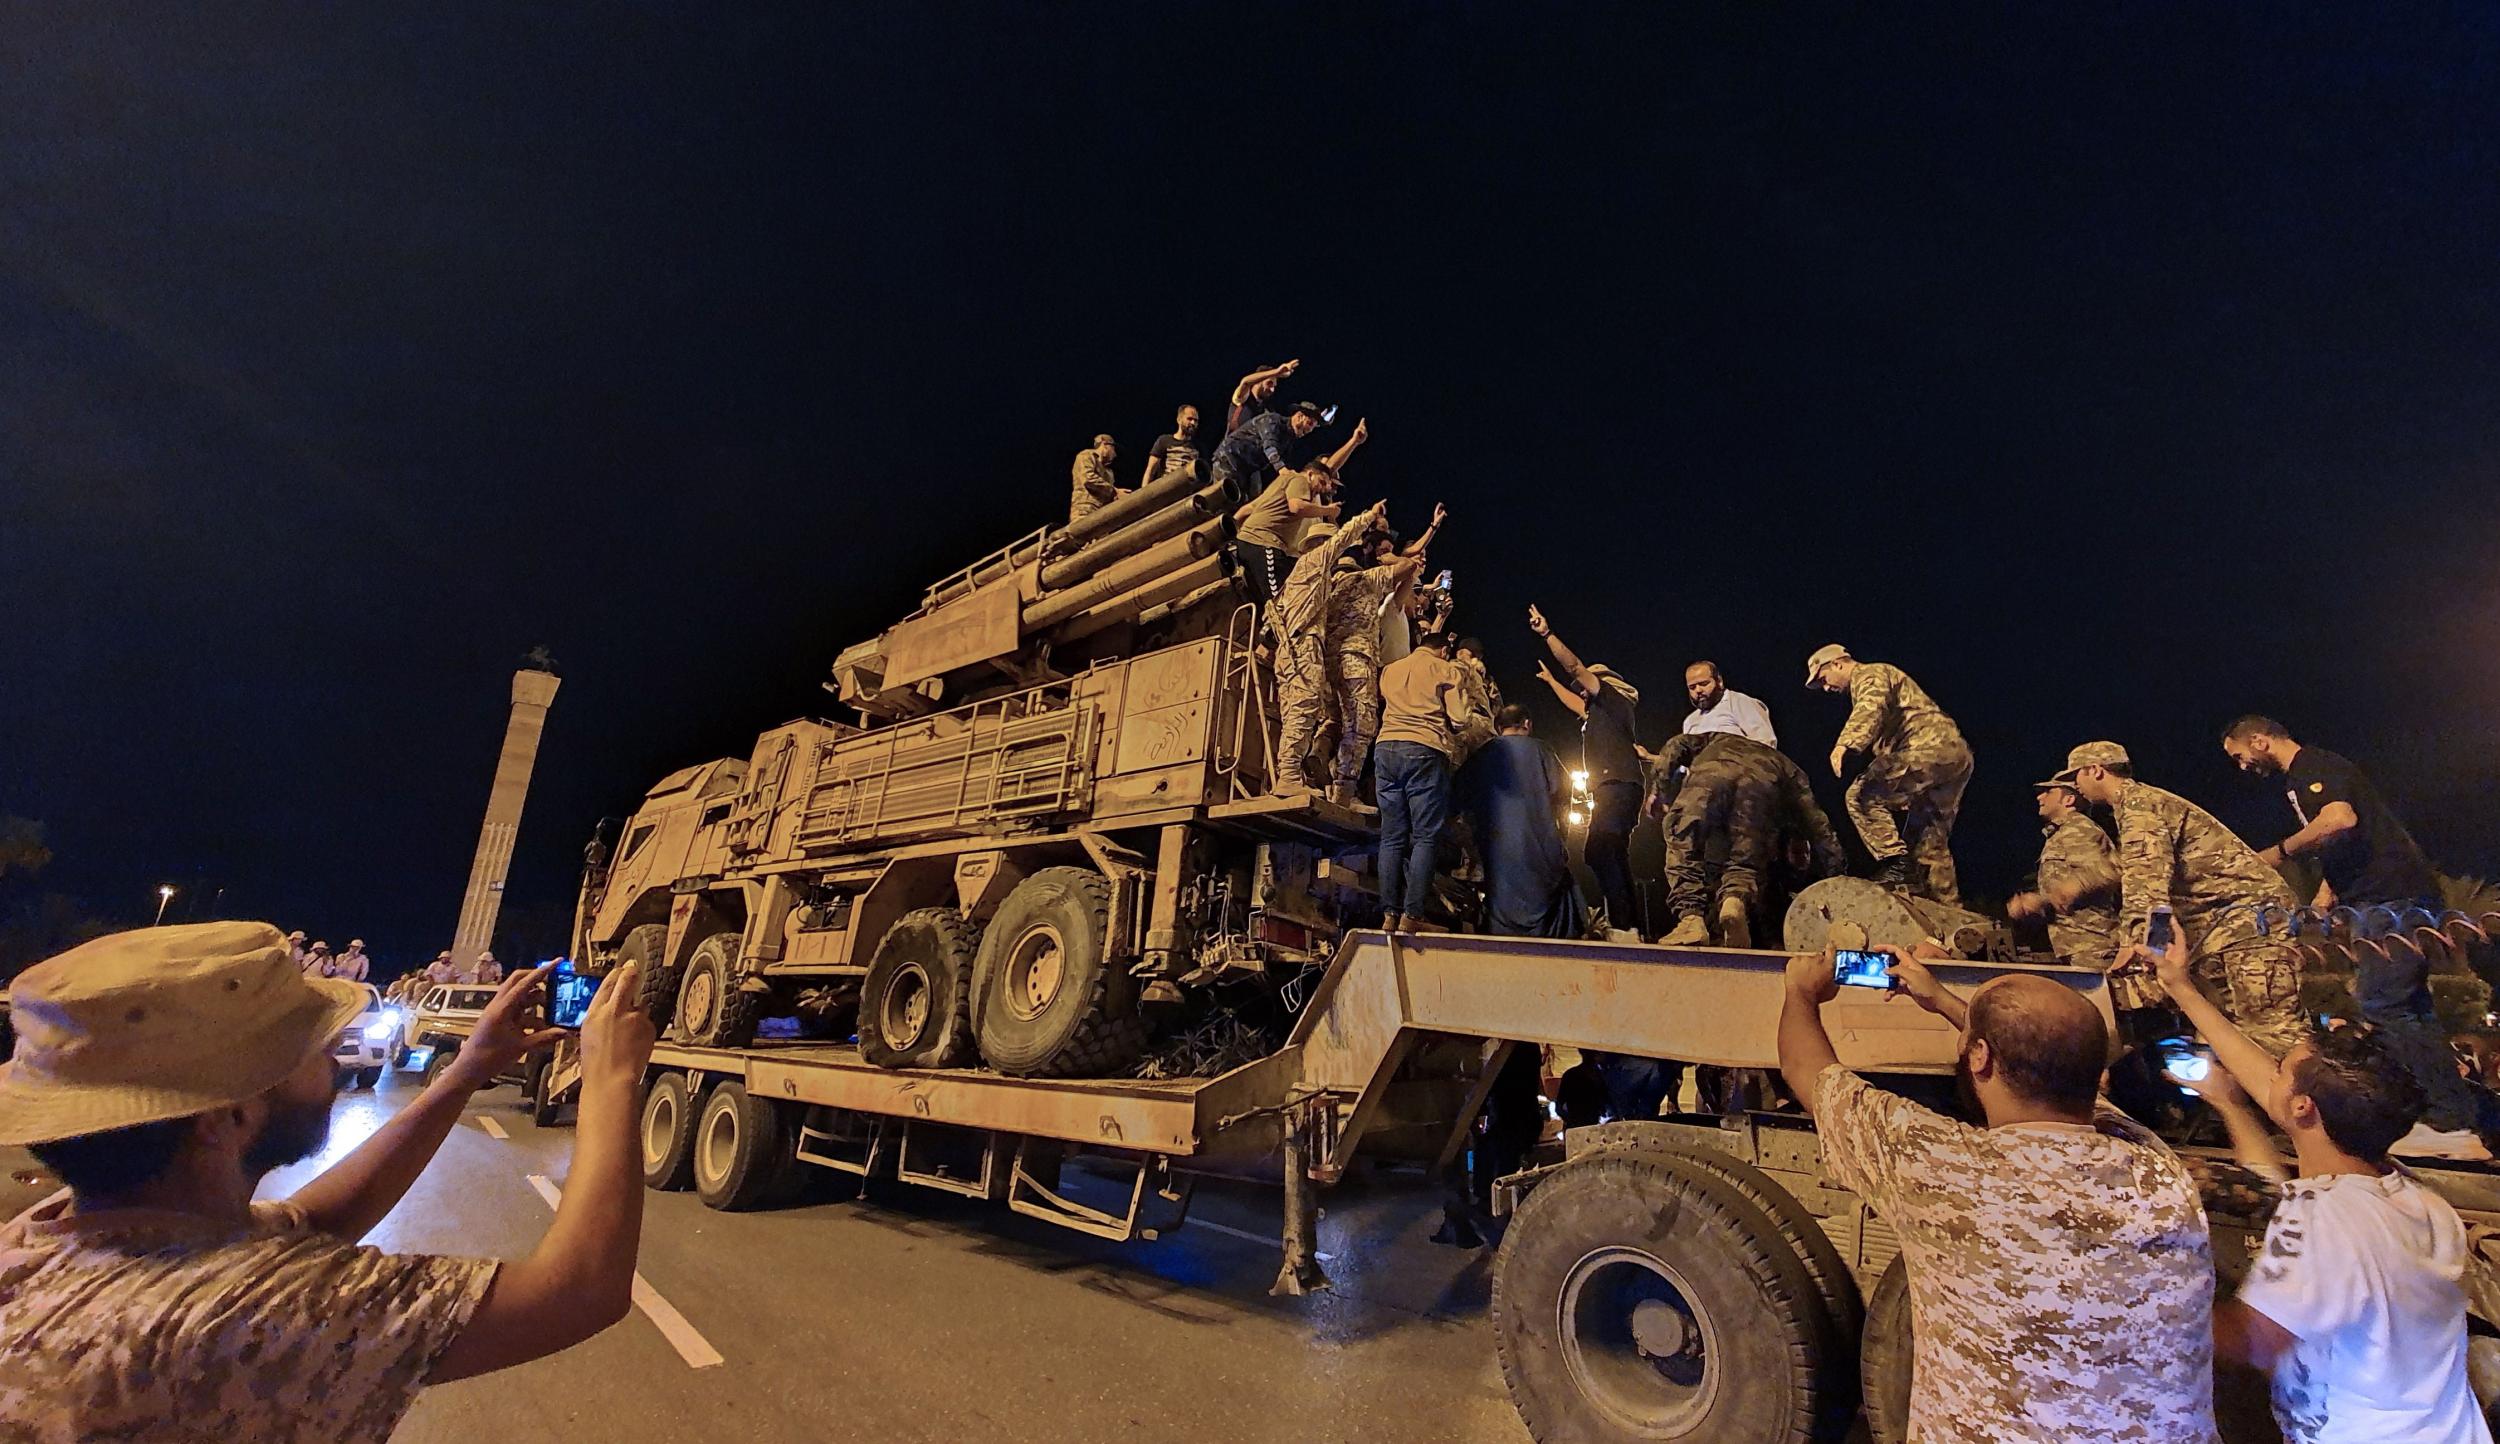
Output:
[236, 1073, 1535, 1444]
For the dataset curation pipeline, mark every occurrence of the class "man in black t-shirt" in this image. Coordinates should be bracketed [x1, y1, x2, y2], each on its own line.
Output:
[2221, 715, 2496, 1150]
[1139, 404, 1202, 489]
[1527, 604, 1644, 938]
[2220, 716, 2439, 910]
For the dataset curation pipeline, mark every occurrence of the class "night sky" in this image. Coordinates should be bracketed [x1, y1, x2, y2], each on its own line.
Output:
[7, 6, 2499, 972]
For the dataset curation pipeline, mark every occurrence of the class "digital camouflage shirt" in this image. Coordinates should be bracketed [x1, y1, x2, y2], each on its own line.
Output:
[0, 1190, 496, 1444]
[2039, 811, 2123, 969]
[1835, 661, 1964, 759]
[1815, 1067, 2219, 1444]
[2110, 779, 2297, 954]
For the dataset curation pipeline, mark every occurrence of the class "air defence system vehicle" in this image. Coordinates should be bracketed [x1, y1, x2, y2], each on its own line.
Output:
[572, 467, 1385, 1078]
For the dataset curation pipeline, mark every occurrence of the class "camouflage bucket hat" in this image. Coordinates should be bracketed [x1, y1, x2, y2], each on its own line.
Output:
[1803, 643, 1849, 685]
[0, 921, 368, 1146]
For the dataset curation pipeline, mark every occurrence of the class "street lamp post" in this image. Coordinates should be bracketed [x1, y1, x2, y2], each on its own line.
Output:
[153, 885, 176, 927]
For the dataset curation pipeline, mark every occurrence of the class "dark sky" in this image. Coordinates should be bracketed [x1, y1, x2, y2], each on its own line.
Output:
[6, 6, 2499, 967]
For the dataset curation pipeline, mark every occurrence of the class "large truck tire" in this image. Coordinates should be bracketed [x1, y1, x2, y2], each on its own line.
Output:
[641, 1071, 700, 1190]
[676, 930, 762, 1049]
[1493, 1150, 1833, 1444]
[692, 1080, 796, 1210]
[972, 868, 1144, 1078]
[622, 924, 676, 1030]
[859, 909, 980, 1069]
[1859, 1258, 1911, 1444]
[525, 1055, 564, 1127]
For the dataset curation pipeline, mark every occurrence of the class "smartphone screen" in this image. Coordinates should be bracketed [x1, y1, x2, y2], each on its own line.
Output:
[547, 959, 601, 1030]
[2146, 907, 2175, 952]
[1832, 948, 1892, 989]
[2156, 1039, 2212, 1095]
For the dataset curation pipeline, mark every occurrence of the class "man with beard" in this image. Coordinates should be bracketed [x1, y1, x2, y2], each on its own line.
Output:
[0, 921, 657, 1441]
[1138, 403, 1203, 488]
[1068, 433, 1122, 525]
[1778, 941, 2219, 1444]
[1647, 731, 1843, 947]
[2220, 716, 2499, 1154]
[1679, 660, 1776, 745]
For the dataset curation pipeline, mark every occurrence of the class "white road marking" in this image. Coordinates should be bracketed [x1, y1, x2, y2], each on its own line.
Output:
[1187, 1217, 1335, 1261]
[524, 1174, 725, 1370]
[475, 1115, 510, 1140]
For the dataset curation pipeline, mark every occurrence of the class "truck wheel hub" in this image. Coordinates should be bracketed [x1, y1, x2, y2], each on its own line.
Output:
[1558, 1246, 1719, 1434]
[881, 964, 931, 1049]
[1004, 925, 1066, 1022]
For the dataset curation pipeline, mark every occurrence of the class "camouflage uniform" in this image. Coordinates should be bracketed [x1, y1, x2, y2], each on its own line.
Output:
[1835, 662, 1974, 904]
[0, 1191, 496, 1443]
[1453, 654, 1499, 760]
[1814, 1067, 2220, 1444]
[1270, 513, 1376, 792]
[1649, 734, 1843, 922]
[2113, 778, 2306, 1057]
[1323, 558, 1404, 789]
[1068, 446, 1118, 525]
[2038, 812, 2123, 972]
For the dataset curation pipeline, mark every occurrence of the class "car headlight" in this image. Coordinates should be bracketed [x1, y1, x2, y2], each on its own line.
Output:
[362, 1021, 396, 1041]
[379, 1008, 402, 1030]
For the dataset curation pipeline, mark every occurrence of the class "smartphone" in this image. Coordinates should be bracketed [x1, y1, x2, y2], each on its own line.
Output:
[547, 958, 602, 1030]
[1832, 948, 1893, 990]
[2145, 905, 2175, 953]
[2155, 1039, 2213, 1095]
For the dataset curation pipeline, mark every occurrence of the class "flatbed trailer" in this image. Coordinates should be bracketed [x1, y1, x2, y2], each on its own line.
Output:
[546, 929, 2484, 1443]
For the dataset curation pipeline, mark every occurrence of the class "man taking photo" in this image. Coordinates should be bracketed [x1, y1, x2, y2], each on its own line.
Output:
[0, 920, 657, 1442]
[2148, 934, 2490, 1443]
[1777, 942, 2219, 1443]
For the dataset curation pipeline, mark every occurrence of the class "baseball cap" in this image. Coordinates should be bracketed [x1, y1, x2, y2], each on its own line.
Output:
[0, 921, 369, 1146]
[2053, 740, 2132, 781]
[1290, 400, 1328, 421]
[1803, 643, 1850, 685]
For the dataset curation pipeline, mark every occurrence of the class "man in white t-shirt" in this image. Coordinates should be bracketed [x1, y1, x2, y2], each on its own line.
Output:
[2148, 937, 2491, 1444]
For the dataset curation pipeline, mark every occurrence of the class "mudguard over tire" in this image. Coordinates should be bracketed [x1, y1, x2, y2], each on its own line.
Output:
[692, 1080, 797, 1211]
[859, 908, 981, 1070]
[622, 924, 676, 1029]
[971, 867, 1144, 1078]
[640, 1071, 700, 1191]
[676, 930, 762, 1049]
[1493, 1150, 1835, 1444]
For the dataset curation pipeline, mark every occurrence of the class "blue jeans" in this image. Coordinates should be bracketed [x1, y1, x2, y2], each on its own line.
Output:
[1375, 740, 1451, 918]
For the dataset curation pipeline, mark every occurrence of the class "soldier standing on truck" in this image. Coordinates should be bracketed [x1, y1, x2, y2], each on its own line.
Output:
[1231, 416, 1367, 604]
[1068, 434, 1122, 525]
[1646, 731, 1843, 948]
[2008, 777, 2127, 980]
[1225, 357, 1298, 432]
[1271, 502, 1388, 794]
[1316, 517, 1431, 807]
[2061, 740, 2310, 1058]
[1806, 643, 1975, 904]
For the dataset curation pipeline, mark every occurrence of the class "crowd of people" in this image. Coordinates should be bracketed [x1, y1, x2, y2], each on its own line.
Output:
[284, 931, 509, 1003]
[0, 361, 2490, 1443]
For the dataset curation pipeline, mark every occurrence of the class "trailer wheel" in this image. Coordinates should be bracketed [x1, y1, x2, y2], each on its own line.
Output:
[1859, 1259, 1911, 1444]
[641, 1071, 700, 1190]
[676, 931, 762, 1049]
[692, 1080, 795, 1210]
[972, 868, 1144, 1078]
[623, 924, 676, 1029]
[1494, 1151, 1830, 1444]
[859, 908, 980, 1069]
[526, 1056, 564, 1127]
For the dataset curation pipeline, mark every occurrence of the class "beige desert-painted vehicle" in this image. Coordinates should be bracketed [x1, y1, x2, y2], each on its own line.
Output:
[573, 470, 1380, 1078]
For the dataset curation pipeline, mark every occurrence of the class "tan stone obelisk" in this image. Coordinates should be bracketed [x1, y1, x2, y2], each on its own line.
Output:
[450, 651, 561, 968]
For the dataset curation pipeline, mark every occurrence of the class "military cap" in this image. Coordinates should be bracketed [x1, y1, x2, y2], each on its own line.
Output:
[1803, 643, 1850, 685]
[2053, 740, 2131, 781]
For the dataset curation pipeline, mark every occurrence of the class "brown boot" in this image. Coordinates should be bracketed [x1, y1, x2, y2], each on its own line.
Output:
[1662, 915, 1711, 946]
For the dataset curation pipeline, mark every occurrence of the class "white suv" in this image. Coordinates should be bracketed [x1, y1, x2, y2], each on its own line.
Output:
[330, 985, 400, 1090]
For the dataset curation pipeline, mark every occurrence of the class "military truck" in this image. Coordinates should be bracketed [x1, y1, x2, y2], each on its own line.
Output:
[573, 469, 1389, 1079]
